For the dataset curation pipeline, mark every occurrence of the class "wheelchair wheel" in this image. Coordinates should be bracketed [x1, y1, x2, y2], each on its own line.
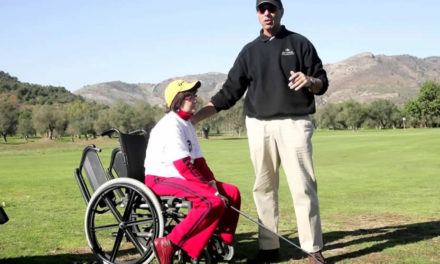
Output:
[206, 234, 234, 262]
[85, 178, 164, 264]
[173, 248, 212, 264]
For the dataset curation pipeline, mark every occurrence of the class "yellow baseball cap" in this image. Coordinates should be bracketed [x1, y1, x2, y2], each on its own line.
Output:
[165, 79, 201, 108]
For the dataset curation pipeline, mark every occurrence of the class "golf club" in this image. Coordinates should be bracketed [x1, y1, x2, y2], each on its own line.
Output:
[229, 206, 323, 264]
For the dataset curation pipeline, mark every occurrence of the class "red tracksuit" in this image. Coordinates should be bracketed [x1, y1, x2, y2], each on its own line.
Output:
[146, 175, 240, 259]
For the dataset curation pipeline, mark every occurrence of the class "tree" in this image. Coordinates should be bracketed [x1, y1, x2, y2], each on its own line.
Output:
[130, 102, 157, 132]
[32, 105, 67, 139]
[404, 81, 440, 127]
[52, 108, 68, 138]
[417, 81, 440, 127]
[403, 99, 422, 127]
[367, 99, 401, 129]
[17, 109, 36, 140]
[223, 100, 245, 136]
[340, 100, 366, 130]
[0, 100, 19, 142]
[107, 101, 135, 133]
[66, 101, 100, 140]
[94, 108, 112, 134]
[315, 103, 343, 129]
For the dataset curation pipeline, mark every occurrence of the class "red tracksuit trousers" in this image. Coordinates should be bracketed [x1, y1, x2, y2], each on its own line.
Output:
[146, 176, 241, 260]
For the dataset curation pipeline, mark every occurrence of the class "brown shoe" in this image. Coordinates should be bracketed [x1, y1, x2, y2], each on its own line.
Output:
[152, 237, 175, 264]
[307, 250, 327, 264]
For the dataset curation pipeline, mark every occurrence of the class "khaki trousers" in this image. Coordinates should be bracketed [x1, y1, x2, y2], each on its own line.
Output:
[246, 116, 323, 253]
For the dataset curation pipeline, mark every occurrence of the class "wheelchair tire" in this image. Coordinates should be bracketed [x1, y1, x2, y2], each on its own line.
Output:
[85, 178, 164, 264]
[173, 247, 212, 264]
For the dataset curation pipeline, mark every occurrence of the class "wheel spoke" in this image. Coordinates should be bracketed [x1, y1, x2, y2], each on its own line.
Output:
[118, 188, 146, 254]
[92, 223, 119, 232]
[110, 228, 125, 262]
[125, 218, 154, 227]
[103, 192, 123, 223]
[124, 228, 145, 254]
[122, 188, 137, 221]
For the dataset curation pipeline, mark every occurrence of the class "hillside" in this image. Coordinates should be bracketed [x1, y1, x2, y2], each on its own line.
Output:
[75, 73, 226, 106]
[74, 53, 440, 107]
[0, 71, 82, 105]
[320, 52, 440, 105]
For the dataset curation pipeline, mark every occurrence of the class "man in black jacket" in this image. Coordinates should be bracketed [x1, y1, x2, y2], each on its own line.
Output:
[192, 0, 328, 263]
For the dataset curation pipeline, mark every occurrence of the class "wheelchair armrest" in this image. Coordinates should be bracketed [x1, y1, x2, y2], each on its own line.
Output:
[75, 144, 110, 204]
[78, 145, 100, 172]
[75, 167, 91, 205]
[128, 129, 148, 135]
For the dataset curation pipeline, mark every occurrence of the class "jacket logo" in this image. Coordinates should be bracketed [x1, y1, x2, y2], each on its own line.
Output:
[281, 48, 295, 56]
[187, 140, 192, 152]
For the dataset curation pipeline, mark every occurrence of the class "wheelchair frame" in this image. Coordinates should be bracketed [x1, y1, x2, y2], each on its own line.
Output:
[74, 128, 230, 264]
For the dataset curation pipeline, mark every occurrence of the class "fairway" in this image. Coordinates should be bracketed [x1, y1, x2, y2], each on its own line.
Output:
[0, 129, 439, 263]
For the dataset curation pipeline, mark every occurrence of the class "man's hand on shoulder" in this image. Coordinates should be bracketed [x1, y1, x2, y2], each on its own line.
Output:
[191, 102, 218, 125]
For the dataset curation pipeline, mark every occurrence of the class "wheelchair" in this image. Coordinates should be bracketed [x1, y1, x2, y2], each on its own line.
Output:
[74, 128, 233, 264]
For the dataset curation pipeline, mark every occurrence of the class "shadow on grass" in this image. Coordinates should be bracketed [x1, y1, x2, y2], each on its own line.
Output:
[0, 141, 27, 146]
[1, 221, 438, 263]
[323, 220, 440, 263]
[214, 137, 246, 141]
[234, 220, 440, 263]
[0, 252, 97, 264]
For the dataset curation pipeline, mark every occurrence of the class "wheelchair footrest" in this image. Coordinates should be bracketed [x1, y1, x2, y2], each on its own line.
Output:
[166, 210, 186, 218]
[160, 196, 192, 209]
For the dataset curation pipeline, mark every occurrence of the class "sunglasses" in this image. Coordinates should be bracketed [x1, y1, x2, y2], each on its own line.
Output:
[257, 3, 277, 14]
[184, 94, 197, 102]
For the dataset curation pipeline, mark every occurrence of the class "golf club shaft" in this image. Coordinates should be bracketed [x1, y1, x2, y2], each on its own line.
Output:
[229, 205, 322, 264]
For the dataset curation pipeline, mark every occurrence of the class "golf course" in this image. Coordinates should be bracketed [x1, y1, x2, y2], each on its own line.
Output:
[0, 128, 439, 263]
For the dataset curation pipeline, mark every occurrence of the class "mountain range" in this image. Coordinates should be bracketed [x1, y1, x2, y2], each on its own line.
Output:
[74, 52, 440, 107]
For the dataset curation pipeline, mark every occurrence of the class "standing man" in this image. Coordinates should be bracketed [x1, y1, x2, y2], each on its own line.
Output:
[191, 0, 328, 263]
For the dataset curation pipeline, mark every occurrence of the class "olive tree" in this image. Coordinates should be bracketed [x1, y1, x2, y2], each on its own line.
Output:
[17, 109, 36, 140]
[32, 105, 67, 139]
[0, 100, 18, 142]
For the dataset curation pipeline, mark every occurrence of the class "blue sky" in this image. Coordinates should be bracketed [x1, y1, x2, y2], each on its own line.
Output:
[1, 0, 439, 92]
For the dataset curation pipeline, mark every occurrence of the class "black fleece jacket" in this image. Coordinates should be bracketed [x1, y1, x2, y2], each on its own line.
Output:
[211, 26, 328, 119]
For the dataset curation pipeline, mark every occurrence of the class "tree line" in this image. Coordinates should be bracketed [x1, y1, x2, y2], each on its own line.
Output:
[0, 99, 165, 142]
[314, 81, 440, 130]
[1, 81, 439, 143]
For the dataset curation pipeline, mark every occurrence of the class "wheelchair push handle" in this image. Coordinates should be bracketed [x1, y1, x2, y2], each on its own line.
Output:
[101, 128, 121, 137]
[101, 128, 148, 137]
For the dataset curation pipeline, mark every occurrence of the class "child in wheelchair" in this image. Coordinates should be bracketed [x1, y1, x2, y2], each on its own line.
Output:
[145, 79, 241, 263]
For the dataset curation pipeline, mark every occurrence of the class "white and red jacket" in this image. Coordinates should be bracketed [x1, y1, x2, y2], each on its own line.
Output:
[145, 110, 215, 186]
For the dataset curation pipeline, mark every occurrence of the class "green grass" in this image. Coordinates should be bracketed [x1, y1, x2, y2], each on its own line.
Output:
[0, 129, 439, 263]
